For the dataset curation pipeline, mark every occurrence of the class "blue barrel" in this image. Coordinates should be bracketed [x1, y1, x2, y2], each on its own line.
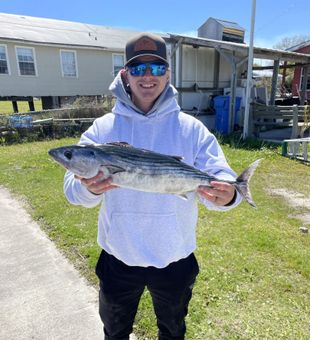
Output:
[213, 96, 241, 134]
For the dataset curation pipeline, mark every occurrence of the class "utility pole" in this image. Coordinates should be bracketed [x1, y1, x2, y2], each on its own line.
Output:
[243, 0, 256, 139]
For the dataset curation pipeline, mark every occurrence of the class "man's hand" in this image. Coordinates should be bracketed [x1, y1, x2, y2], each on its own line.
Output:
[75, 172, 118, 195]
[197, 181, 235, 206]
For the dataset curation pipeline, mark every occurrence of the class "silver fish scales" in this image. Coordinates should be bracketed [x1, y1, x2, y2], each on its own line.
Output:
[48, 142, 262, 207]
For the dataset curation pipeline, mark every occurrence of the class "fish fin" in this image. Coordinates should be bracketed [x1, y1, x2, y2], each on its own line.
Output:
[105, 142, 184, 161]
[234, 159, 263, 208]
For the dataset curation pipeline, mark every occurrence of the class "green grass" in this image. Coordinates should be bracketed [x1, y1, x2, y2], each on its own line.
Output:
[0, 99, 42, 114]
[0, 138, 309, 339]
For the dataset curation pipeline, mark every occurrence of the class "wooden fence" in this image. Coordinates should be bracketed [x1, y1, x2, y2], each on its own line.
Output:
[249, 104, 310, 139]
[0, 107, 107, 144]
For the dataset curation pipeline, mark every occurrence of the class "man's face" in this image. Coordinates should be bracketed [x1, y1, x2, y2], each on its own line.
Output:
[125, 56, 170, 113]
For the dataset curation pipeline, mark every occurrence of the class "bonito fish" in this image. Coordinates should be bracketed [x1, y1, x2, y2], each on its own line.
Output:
[48, 142, 262, 207]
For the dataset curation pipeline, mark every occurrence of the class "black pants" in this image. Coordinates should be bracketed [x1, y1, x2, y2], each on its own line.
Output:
[95, 250, 199, 340]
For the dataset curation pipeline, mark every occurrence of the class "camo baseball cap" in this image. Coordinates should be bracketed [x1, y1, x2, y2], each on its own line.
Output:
[125, 32, 168, 66]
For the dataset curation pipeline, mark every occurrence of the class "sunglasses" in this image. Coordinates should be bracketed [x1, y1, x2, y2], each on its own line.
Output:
[127, 61, 168, 77]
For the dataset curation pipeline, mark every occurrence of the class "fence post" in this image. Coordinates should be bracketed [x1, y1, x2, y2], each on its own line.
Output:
[291, 105, 299, 139]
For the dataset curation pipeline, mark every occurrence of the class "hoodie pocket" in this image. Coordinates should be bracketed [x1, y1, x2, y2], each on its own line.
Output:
[108, 212, 185, 267]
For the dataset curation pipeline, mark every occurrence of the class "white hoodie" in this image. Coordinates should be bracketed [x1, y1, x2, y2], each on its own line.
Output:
[64, 72, 241, 268]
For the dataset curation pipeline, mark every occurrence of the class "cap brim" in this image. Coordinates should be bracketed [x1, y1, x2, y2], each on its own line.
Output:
[125, 53, 168, 66]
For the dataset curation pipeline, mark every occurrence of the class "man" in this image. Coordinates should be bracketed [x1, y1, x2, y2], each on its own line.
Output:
[64, 32, 240, 340]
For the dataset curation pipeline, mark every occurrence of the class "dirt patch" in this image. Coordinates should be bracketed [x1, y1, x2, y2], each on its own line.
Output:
[267, 188, 310, 226]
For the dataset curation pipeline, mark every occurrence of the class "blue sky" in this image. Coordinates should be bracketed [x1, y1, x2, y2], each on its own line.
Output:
[1, 0, 309, 48]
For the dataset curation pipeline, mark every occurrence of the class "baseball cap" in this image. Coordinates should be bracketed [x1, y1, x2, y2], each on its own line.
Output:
[125, 32, 168, 66]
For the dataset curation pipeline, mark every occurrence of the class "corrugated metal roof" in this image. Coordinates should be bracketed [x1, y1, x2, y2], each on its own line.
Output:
[0, 12, 168, 50]
[210, 17, 245, 32]
[169, 33, 310, 63]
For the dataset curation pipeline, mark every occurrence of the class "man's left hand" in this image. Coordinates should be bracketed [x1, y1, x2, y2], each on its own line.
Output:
[197, 181, 236, 206]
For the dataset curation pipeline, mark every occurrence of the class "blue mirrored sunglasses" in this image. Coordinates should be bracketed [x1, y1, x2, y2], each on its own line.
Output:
[127, 61, 167, 77]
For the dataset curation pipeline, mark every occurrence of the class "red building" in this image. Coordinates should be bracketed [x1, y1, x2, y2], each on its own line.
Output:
[289, 41, 310, 102]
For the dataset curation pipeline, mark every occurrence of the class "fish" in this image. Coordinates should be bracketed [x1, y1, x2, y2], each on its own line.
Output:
[48, 142, 262, 207]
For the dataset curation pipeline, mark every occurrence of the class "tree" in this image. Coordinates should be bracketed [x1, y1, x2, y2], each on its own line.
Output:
[273, 34, 310, 51]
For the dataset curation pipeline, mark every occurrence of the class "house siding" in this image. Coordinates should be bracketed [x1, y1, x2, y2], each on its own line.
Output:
[0, 41, 117, 97]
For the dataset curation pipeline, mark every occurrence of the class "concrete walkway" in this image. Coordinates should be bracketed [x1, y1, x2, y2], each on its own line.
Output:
[0, 186, 103, 340]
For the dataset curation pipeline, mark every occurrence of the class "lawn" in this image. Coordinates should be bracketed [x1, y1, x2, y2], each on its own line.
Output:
[0, 138, 309, 339]
[0, 99, 42, 114]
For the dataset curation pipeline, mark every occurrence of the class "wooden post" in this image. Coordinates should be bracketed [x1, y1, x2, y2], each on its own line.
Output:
[300, 66, 308, 105]
[291, 104, 299, 139]
[28, 100, 35, 111]
[281, 61, 287, 96]
[269, 59, 280, 105]
[213, 50, 220, 90]
[229, 59, 238, 134]
[12, 101, 18, 113]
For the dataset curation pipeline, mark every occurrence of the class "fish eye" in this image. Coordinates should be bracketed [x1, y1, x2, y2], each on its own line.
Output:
[64, 150, 72, 160]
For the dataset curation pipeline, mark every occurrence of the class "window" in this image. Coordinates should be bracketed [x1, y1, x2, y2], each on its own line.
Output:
[0, 45, 9, 74]
[60, 50, 77, 77]
[113, 54, 124, 76]
[16, 47, 36, 76]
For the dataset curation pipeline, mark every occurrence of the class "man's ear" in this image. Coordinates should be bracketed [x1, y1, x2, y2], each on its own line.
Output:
[120, 69, 131, 94]
[121, 69, 128, 83]
[166, 69, 170, 82]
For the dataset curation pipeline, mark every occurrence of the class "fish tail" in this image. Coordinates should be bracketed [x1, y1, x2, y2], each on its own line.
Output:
[234, 159, 263, 208]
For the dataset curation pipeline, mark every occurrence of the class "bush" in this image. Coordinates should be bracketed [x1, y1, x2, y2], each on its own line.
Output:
[0, 95, 116, 145]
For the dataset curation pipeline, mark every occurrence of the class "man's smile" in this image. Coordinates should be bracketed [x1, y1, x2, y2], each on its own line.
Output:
[139, 83, 156, 88]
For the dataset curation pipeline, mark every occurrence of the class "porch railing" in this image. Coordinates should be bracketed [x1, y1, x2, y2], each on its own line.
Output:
[249, 104, 310, 139]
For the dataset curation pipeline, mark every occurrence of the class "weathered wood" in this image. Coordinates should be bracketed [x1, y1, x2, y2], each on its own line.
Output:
[32, 117, 96, 126]
[28, 100, 35, 111]
[213, 50, 220, 89]
[291, 105, 299, 138]
[32, 118, 54, 125]
[250, 104, 310, 138]
[269, 59, 280, 105]
[300, 66, 308, 105]
[12, 101, 18, 113]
